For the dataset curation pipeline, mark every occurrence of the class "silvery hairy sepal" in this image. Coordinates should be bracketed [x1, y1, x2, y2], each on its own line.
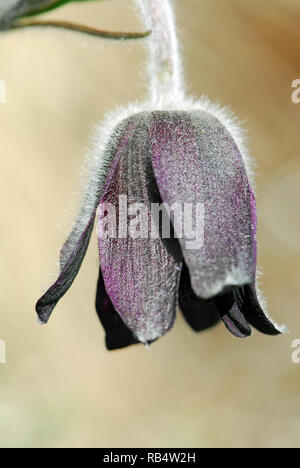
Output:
[36, 0, 285, 349]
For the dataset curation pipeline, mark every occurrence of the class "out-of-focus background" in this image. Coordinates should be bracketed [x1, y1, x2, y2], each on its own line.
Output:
[0, 0, 299, 448]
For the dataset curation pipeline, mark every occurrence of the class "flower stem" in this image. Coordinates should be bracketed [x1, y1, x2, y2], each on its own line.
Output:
[136, 0, 184, 106]
[10, 19, 151, 40]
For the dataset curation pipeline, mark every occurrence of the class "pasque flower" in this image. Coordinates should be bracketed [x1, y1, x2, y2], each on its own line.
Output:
[36, 0, 284, 349]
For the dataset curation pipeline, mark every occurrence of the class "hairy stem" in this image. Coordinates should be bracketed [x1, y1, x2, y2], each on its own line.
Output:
[136, 0, 184, 106]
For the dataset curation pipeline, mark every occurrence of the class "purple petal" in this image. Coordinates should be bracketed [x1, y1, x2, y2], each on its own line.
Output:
[95, 268, 139, 350]
[233, 285, 281, 336]
[150, 110, 256, 299]
[214, 289, 252, 338]
[36, 115, 139, 323]
[98, 113, 182, 344]
[179, 263, 220, 332]
[36, 215, 95, 324]
[220, 301, 252, 339]
[222, 311, 251, 338]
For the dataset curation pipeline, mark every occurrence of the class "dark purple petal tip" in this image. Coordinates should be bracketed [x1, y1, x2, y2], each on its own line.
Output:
[179, 263, 220, 332]
[95, 268, 139, 350]
[221, 305, 252, 339]
[36, 217, 95, 324]
[214, 290, 251, 338]
[233, 285, 281, 336]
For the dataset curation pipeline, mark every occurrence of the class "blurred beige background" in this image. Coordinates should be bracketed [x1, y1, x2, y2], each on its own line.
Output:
[0, 0, 300, 448]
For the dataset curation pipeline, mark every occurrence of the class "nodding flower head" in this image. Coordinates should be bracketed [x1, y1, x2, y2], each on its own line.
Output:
[35, 0, 285, 349]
